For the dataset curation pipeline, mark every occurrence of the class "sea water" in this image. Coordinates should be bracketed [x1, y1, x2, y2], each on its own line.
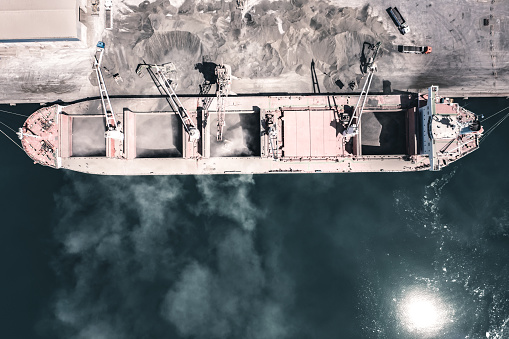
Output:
[1, 97, 508, 339]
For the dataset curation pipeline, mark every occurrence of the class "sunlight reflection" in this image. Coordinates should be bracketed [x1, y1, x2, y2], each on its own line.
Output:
[398, 288, 451, 335]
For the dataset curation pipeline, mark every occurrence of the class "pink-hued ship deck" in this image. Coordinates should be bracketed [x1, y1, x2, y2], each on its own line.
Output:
[19, 87, 483, 175]
[282, 109, 340, 158]
[20, 105, 61, 168]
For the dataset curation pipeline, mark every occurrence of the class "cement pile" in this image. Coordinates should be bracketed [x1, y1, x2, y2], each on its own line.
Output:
[104, 0, 395, 94]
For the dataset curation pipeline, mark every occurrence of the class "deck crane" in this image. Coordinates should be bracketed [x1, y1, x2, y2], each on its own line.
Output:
[94, 41, 123, 141]
[215, 63, 232, 141]
[138, 63, 200, 142]
[199, 86, 214, 128]
[344, 42, 381, 140]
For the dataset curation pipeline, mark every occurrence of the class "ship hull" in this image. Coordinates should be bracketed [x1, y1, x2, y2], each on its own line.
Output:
[20, 90, 480, 175]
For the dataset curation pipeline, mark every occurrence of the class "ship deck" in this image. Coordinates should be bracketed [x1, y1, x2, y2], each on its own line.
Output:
[18, 90, 483, 175]
[51, 93, 433, 174]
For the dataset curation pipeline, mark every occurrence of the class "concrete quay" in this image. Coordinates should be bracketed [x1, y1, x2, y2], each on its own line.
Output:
[0, 0, 507, 104]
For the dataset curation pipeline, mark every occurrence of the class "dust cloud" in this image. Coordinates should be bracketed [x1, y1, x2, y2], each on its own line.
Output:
[71, 117, 107, 157]
[45, 174, 292, 339]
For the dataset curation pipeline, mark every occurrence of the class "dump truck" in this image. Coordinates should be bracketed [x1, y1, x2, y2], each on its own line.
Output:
[387, 7, 410, 35]
[105, 0, 112, 30]
[398, 45, 432, 54]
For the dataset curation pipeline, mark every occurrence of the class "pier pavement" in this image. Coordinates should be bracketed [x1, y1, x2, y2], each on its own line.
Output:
[0, 0, 507, 104]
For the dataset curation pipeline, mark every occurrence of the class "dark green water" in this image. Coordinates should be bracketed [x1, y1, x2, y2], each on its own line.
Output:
[1, 98, 508, 339]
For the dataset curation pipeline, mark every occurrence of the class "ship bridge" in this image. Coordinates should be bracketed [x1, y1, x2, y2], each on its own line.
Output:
[420, 86, 482, 171]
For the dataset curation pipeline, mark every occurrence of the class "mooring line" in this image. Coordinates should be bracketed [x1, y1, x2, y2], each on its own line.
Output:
[0, 108, 29, 118]
[0, 126, 23, 151]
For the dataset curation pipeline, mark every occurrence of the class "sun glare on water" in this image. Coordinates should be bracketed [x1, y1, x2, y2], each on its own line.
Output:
[398, 288, 451, 335]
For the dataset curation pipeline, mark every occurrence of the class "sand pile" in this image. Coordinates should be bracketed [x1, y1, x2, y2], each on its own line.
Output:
[137, 31, 205, 89]
[104, 0, 395, 94]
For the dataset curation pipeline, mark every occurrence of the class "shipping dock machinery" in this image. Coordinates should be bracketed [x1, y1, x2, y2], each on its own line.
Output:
[19, 86, 482, 175]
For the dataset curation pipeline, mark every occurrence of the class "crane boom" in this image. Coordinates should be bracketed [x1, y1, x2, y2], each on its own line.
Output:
[215, 63, 232, 141]
[94, 41, 123, 140]
[144, 64, 200, 142]
[216, 93, 226, 141]
[344, 42, 381, 138]
[344, 70, 375, 136]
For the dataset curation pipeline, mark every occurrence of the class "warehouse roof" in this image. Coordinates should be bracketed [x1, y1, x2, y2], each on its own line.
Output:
[0, 0, 80, 41]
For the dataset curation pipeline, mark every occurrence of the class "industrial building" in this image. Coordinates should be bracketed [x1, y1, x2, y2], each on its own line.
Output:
[0, 0, 87, 43]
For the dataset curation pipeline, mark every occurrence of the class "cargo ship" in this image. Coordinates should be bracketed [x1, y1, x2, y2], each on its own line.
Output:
[18, 85, 482, 175]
